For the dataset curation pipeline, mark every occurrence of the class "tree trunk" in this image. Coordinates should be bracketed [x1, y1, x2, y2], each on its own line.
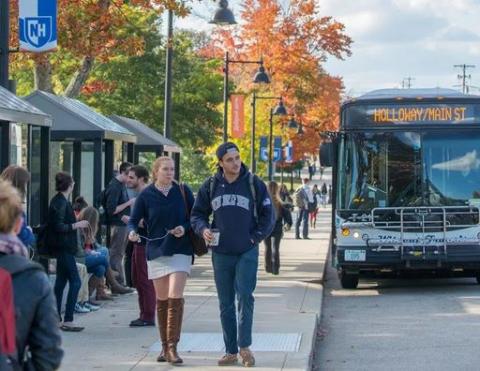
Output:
[64, 55, 95, 98]
[34, 59, 54, 93]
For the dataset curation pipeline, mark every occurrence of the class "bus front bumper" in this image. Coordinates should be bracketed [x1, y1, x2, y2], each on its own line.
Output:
[336, 244, 480, 271]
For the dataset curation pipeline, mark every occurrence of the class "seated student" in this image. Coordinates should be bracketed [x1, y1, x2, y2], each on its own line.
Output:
[78, 206, 130, 299]
[0, 179, 64, 369]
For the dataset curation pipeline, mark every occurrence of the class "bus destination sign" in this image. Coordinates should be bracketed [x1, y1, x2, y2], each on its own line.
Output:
[373, 106, 468, 123]
[344, 103, 480, 126]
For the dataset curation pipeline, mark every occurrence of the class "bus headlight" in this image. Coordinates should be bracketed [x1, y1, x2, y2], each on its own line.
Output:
[353, 232, 360, 239]
[341, 228, 350, 237]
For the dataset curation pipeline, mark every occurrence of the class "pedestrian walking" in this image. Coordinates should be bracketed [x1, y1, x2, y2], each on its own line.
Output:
[294, 178, 313, 239]
[321, 183, 328, 208]
[126, 165, 156, 327]
[0, 179, 64, 369]
[191, 142, 275, 367]
[48, 171, 87, 332]
[105, 161, 134, 286]
[0, 165, 35, 250]
[128, 157, 194, 364]
[264, 181, 292, 275]
[310, 184, 320, 229]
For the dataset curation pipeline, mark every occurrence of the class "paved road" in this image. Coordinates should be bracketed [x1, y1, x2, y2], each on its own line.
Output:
[312, 263, 480, 371]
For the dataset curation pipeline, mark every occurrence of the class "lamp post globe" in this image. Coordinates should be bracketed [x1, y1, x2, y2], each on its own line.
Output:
[210, 0, 237, 25]
[253, 65, 270, 84]
[287, 116, 299, 129]
[273, 99, 288, 116]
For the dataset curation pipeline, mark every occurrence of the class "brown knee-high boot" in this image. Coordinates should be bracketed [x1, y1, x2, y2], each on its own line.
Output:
[166, 298, 184, 364]
[156, 299, 169, 362]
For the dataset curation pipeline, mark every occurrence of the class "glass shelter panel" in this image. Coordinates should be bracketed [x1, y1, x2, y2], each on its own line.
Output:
[81, 142, 95, 205]
[49, 142, 74, 201]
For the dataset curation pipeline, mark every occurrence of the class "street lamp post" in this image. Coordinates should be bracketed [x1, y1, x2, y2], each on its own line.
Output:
[251, 93, 285, 173]
[222, 52, 270, 143]
[267, 99, 288, 181]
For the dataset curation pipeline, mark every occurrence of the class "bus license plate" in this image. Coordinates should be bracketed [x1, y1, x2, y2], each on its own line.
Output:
[345, 249, 366, 262]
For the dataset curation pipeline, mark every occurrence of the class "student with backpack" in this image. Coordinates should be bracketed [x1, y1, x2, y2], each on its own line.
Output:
[0, 179, 63, 370]
[294, 178, 313, 239]
[191, 142, 275, 367]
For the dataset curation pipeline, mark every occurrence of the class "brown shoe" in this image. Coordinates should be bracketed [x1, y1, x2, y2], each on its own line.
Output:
[218, 353, 238, 366]
[95, 278, 114, 301]
[156, 299, 168, 362]
[166, 298, 184, 364]
[106, 268, 134, 295]
[239, 348, 255, 367]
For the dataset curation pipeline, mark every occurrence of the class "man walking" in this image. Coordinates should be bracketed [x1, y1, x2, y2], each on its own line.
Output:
[125, 165, 156, 327]
[105, 162, 134, 286]
[294, 178, 313, 239]
[191, 142, 275, 367]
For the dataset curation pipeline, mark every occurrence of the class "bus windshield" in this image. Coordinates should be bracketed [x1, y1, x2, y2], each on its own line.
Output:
[338, 131, 480, 210]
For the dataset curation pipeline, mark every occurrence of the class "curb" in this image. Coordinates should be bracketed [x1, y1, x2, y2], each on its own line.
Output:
[306, 244, 330, 370]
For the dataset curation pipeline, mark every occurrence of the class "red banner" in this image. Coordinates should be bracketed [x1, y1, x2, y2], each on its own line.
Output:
[231, 94, 245, 138]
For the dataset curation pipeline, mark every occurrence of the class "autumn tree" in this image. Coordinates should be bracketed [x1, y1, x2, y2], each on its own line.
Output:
[9, 0, 192, 97]
[199, 0, 351, 174]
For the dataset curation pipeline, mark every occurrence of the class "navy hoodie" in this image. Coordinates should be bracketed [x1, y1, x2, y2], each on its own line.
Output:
[191, 164, 275, 255]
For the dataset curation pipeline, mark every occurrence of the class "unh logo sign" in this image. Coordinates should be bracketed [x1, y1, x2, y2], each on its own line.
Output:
[25, 17, 52, 48]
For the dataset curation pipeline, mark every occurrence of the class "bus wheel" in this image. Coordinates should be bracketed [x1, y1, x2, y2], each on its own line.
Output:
[340, 271, 359, 289]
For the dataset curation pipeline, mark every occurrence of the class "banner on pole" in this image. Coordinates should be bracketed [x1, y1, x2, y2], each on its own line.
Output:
[230, 94, 245, 138]
[19, 0, 57, 52]
[259, 136, 268, 161]
[273, 136, 282, 162]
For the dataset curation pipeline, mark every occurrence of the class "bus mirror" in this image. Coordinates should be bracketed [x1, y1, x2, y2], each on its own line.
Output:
[319, 142, 333, 167]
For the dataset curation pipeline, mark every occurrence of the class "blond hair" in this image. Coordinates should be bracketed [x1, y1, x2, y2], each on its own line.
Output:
[152, 156, 174, 180]
[0, 179, 23, 233]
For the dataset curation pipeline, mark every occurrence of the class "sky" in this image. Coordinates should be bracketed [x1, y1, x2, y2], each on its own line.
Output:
[170, 0, 480, 97]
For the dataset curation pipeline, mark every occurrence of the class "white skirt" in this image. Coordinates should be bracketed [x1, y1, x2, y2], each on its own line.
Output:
[147, 254, 192, 280]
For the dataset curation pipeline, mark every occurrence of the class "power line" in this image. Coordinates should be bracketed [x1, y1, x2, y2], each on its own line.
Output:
[454, 64, 475, 94]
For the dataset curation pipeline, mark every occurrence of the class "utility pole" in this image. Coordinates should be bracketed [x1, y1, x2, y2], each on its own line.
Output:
[0, 0, 9, 89]
[163, 9, 173, 139]
[402, 77, 415, 89]
[454, 64, 475, 94]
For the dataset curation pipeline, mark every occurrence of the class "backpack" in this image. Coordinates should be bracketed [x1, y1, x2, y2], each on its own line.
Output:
[94, 188, 109, 225]
[294, 188, 306, 209]
[34, 223, 51, 257]
[208, 173, 258, 222]
[0, 267, 17, 371]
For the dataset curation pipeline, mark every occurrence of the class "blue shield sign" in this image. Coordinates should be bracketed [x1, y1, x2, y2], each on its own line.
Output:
[19, 0, 57, 52]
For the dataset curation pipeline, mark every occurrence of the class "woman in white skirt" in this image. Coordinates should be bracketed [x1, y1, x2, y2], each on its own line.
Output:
[128, 156, 194, 365]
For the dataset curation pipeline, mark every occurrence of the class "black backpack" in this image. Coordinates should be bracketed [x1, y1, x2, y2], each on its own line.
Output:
[33, 224, 51, 257]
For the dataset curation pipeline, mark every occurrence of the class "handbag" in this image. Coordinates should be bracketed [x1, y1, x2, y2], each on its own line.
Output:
[179, 184, 209, 257]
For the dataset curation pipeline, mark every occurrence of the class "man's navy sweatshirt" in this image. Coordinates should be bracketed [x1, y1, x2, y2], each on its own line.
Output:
[191, 165, 275, 256]
[128, 183, 194, 260]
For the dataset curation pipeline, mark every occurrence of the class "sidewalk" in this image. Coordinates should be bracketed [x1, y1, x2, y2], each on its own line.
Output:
[59, 209, 331, 371]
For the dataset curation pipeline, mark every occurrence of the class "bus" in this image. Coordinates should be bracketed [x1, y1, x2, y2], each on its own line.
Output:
[322, 88, 480, 289]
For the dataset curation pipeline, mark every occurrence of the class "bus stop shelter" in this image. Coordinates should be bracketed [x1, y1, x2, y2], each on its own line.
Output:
[25, 91, 137, 205]
[109, 115, 182, 178]
[0, 85, 52, 227]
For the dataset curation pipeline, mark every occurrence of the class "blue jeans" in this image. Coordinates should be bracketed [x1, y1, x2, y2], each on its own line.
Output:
[212, 247, 259, 354]
[295, 208, 309, 238]
[54, 251, 81, 322]
[85, 250, 109, 278]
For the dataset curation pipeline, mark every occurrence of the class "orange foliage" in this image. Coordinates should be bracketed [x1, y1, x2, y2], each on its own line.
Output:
[200, 0, 351, 161]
